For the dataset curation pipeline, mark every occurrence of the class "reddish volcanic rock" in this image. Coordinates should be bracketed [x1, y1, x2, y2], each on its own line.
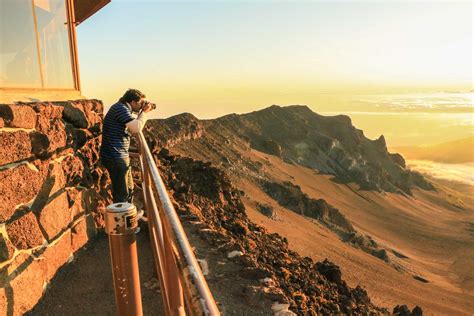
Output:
[30, 132, 50, 157]
[61, 102, 89, 129]
[30, 119, 67, 156]
[61, 155, 85, 186]
[7, 255, 47, 314]
[41, 230, 72, 281]
[0, 233, 15, 262]
[42, 120, 67, 153]
[0, 162, 47, 222]
[37, 192, 71, 241]
[0, 131, 31, 165]
[61, 100, 102, 131]
[0, 99, 109, 315]
[32, 103, 63, 122]
[71, 215, 96, 253]
[48, 161, 67, 196]
[0, 104, 36, 129]
[6, 212, 44, 250]
[154, 150, 387, 314]
[67, 187, 87, 219]
[78, 136, 101, 169]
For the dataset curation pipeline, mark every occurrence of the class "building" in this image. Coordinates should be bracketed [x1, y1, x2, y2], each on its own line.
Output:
[0, 0, 110, 103]
[0, 1, 111, 314]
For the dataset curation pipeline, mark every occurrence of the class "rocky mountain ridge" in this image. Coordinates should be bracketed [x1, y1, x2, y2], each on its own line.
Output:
[146, 105, 433, 194]
[143, 105, 437, 268]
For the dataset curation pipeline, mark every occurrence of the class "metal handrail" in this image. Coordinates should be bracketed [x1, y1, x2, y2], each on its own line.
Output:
[137, 131, 221, 316]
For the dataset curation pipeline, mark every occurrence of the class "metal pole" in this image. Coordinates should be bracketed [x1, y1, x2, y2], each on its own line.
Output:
[105, 203, 143, 316]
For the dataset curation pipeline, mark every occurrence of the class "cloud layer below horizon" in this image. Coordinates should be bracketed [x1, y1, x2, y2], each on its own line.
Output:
[407, 160, 474, 186]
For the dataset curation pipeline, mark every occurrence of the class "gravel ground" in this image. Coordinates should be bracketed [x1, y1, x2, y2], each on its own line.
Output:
[28, 223, 163, 316]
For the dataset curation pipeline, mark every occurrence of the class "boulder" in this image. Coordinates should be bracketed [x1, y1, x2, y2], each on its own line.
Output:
[315, 259, 342, 283]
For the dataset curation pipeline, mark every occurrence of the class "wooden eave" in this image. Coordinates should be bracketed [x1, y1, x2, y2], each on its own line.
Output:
[74, 0, 110, 25]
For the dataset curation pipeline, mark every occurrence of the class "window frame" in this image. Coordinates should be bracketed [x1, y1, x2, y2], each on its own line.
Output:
[0, 0, 81, 94]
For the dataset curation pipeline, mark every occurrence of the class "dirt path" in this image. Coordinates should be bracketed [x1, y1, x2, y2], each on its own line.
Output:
[28, 224, 163, 316]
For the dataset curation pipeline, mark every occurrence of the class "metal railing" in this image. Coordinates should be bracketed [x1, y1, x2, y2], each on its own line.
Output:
[137, 131, 221, 316]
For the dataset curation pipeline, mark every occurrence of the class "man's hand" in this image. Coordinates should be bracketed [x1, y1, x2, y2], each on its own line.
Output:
[142, 102, 156, 113]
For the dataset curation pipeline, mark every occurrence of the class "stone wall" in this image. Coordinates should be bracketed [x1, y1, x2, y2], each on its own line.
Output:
[0, 100, 111, 315]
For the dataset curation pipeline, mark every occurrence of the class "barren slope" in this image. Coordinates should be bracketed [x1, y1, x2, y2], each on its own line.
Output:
[143, 105, 474, 314]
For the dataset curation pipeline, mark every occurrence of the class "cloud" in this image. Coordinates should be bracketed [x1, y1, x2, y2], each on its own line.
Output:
[355, 92, 473, 113]
[407, 160, 474, 186]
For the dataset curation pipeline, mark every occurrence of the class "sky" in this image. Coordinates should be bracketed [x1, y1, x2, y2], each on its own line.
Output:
[76, 0, 473, 146]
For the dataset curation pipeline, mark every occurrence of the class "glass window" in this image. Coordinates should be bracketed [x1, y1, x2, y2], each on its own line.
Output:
[34, 0, 74, 89]
[0, 0, 42, 88]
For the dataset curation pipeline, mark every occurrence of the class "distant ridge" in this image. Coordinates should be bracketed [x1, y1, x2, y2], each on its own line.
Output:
[394, 137, 474, 164]
[147, 105, 433, 194]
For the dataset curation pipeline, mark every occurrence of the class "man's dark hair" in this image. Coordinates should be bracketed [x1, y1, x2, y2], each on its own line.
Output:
[119, 89, 145, 104]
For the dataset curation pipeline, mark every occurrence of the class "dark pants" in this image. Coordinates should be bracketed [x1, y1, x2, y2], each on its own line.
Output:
[101, 156, 134, 203]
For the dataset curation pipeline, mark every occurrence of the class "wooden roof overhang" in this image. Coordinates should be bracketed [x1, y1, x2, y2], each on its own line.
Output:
[74, 0, 111, 25]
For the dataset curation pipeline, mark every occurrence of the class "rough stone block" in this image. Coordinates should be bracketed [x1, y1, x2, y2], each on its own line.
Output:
[0, 288, 6, 315]
[83, 99, 104, 114]
[7, 257, 47, 315]
[0, 252, 31, 288]
[0, 104, 36, 129]
[29, 160, 67, 215]
[78, 137, 101, 168]
[71, 216, 96, 253]
[60, 154, 86, 186]
[0, 253, 32, 315]
[0, 131, 31, 165]
[62, 102, 88, 128]
[44, 120, 67, 153]
[67, 187, 86, 219]
[30, 132, 50, 158]
[30, 119, 67, 157]
[32, 103, 67, 154]
[0, 232, 15, 262]
[63, 101, 103, 130]
[66, 124, 92, 150]
[6, 212, 44, 250]
[48, 161, 67, 196]
[42, 230, 72, 281]
[33, 103, 63, 124]
[38, 192, 70, 240]
[0, 162, 47, 222]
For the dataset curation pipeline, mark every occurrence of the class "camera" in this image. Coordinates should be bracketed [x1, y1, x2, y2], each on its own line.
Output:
[142, 101, 156, 110]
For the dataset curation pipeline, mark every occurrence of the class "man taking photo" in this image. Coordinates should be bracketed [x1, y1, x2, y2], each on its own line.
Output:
[100, 88, 155, 203]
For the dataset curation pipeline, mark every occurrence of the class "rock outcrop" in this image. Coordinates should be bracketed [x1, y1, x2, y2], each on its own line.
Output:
[211, 105, 433, 194]
[0, 100, 110, 315]
[260, 180, 393, 263]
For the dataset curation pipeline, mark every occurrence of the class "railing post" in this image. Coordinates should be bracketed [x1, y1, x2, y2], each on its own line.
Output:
[105, 202, 143, 316]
